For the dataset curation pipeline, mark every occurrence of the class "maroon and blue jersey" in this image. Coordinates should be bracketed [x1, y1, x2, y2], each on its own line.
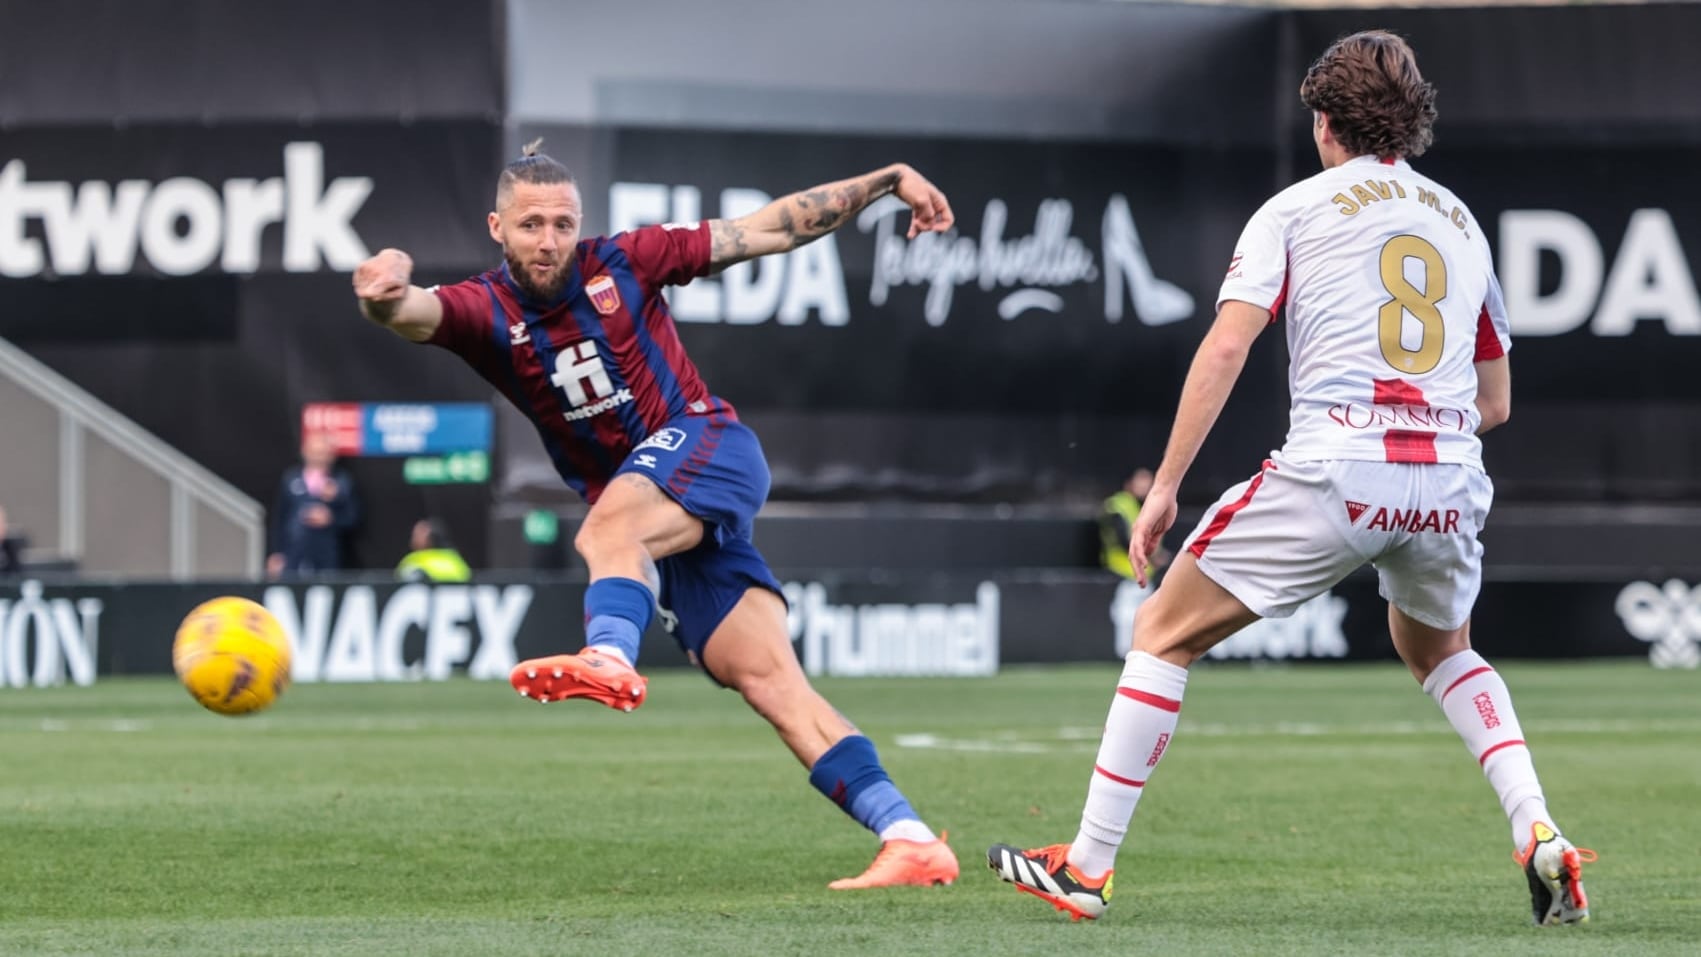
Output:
[427, 222, 737, 503]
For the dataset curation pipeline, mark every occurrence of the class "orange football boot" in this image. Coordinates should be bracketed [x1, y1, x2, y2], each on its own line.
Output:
[828, 833, 959, 890]
[509, 648, 647, 712]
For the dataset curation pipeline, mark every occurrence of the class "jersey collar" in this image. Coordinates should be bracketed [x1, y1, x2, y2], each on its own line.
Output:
[1343, 154, 1412, 172]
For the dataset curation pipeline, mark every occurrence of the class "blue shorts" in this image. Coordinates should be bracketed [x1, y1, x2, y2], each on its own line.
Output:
[612, 413, 783, 661]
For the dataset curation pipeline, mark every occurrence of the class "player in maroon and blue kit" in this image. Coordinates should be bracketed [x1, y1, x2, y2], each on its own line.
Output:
[351, 141, 958, 889]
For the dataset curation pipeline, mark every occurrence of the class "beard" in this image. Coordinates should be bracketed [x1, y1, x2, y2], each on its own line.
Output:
[504, 246, 574, 301]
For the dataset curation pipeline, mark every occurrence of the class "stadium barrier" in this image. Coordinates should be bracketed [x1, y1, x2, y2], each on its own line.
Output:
[2, 572, 1694, 689]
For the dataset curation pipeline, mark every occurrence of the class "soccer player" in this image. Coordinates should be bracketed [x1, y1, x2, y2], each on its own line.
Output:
[988, 31, 1594, 925]
[351, 141, 960, 889]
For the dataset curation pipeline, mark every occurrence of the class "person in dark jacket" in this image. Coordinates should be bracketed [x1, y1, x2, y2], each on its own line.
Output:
[267, 431, 361, 578]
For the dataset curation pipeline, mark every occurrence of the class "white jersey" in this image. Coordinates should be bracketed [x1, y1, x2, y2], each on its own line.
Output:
[1218, 155, 1511, 468]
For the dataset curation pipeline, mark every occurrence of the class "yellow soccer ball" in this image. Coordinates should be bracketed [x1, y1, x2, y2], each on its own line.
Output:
[172, 597, 292, 716]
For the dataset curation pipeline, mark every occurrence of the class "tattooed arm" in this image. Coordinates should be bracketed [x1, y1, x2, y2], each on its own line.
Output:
[707, 163, 954, 271]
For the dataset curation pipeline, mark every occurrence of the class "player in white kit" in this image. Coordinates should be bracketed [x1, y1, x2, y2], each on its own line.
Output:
[989, 30, 1594, 926]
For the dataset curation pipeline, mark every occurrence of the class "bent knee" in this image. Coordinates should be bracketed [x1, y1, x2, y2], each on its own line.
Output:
[574, 507, 662, 563]
[1128, 593, 1240, 666]
[1131, 620, 1198, 665]
[572, 518, 617, 561]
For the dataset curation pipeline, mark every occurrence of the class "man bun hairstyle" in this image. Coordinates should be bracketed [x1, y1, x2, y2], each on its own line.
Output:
[496, 137, 575, 208]
[1300, 30, 1438, 159]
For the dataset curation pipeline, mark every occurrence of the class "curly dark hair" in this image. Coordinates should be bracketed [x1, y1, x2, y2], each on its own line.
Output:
[1300, 31, 1438, 159]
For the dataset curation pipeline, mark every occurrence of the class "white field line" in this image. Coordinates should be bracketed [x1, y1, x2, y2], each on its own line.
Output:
[31, 719, 151, 732]
[896, 718, 1701, 753]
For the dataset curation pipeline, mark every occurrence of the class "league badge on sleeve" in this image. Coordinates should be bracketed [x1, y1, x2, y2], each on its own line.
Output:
[586, 275, 622, 315]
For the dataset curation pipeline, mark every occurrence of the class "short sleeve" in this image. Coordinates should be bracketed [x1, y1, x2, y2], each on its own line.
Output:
[1476, 273, 1512, 360]
[428, 279, 492, 355]
[615, 222, 712, 292]
[1472, 226, 1512, 360]
[1217, 199, 1290, 318]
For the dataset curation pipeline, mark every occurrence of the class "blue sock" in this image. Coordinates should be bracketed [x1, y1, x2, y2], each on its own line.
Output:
[808, 735, 921, 836]
[583, 577, 654, 666]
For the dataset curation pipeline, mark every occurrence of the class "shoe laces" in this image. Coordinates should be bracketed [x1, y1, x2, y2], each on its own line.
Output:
[1029, 843, 1073, 875]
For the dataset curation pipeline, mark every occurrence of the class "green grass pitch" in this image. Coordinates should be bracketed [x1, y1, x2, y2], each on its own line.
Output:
[1, 661, 1696, 956]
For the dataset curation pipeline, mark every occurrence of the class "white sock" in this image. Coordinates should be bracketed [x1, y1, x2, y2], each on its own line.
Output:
[878, 819, 936, 843]
[1069, 651, 1189, 878]
[1422, 650, 1554, 848]
[587, 644, 632, 667]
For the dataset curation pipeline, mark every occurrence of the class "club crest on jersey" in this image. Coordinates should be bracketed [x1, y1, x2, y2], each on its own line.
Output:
[509, 321, 530, 346]
[586, 275, 621, 315]
[1344, 500, 1369, 525]
[635, 427, 687, 453]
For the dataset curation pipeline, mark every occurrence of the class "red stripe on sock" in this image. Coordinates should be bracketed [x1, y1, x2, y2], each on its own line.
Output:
[1094, 764, 1146, 788]
[1477, 739, 1526, 766]
[1441, 666, 1494, 702]
[1116, 686, 1182, 713]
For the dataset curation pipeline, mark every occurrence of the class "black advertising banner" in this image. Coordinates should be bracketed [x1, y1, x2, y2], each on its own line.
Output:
[0, 122, 501, 298]
[595, 128, 1274, 415]
[1412, 147, 1701, 402]
[591, 127, 1701, 412]
[3, 572, 1694, 688]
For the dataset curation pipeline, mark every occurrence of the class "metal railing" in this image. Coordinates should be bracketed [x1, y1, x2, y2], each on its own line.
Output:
[0, 336, 263, 578]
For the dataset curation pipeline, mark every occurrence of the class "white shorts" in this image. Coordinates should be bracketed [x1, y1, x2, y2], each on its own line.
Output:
[1182, 451, 1493, 630]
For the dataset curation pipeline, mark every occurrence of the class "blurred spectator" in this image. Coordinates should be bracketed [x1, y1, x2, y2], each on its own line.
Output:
[267, 431, 361, 578]
[1099, 467, 1169, 581]
[0, 505, 21, 577]
[396, 517, 471, 583]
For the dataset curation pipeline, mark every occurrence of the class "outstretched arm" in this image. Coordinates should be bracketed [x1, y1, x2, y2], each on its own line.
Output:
[353, 248, 443, 343]
[707, 163, 953, 271]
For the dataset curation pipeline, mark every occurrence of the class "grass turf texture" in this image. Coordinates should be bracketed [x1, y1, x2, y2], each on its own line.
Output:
[1, 661, 1695, 956]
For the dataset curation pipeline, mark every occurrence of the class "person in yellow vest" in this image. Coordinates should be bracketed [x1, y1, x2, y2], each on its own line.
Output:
[1099, 468, 1167, 580]
[396, 518, 472, 583]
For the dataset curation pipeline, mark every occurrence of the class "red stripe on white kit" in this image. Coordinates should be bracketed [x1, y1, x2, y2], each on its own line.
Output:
[1070, 652, 1192, 876]
[1188, 460, 1275, 558]
[1441, 665, 1495, 701]
[1116, 686, 1182, 713]
[1477, 738, 1527, 767]
[1093, 765, 1145, 788]
[1475, 305, 1505, 361]
[1372, 378, 1429, 406]
[1382, 429, 1438, 464]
